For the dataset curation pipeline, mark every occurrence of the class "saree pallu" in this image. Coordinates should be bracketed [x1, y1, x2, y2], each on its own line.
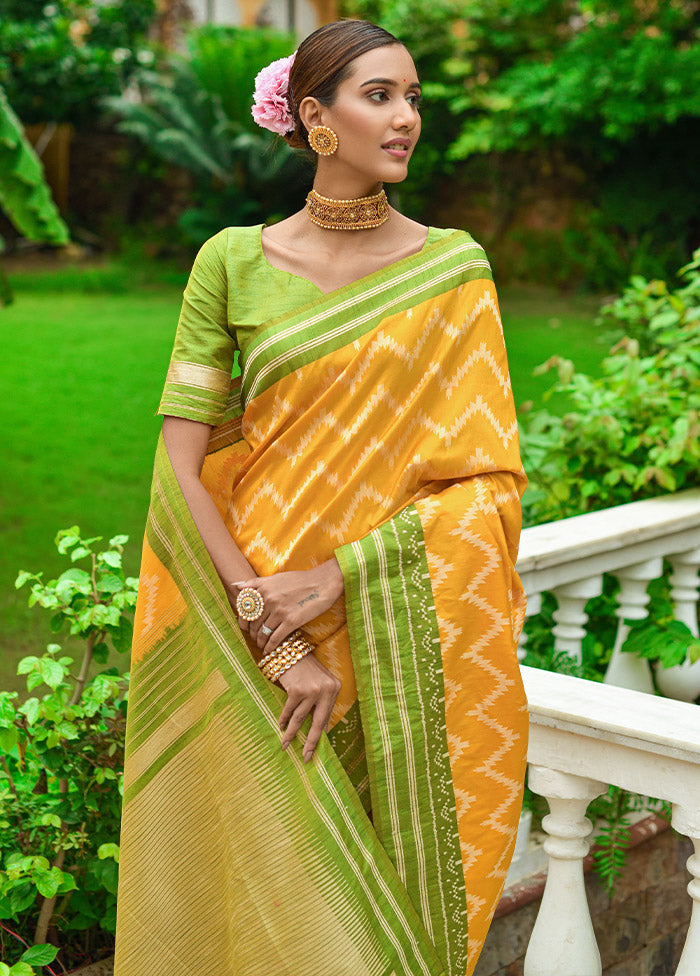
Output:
[114, 230, 529, 976]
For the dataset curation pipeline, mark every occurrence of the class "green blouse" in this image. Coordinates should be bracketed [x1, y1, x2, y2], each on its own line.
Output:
[158, 223, 453, 426]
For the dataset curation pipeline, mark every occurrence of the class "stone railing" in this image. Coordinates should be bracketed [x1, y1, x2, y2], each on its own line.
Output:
[511, 488, 700, 975]
[517, 487, 700, 699]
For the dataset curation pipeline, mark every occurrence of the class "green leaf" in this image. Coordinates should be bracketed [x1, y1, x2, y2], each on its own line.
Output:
[20, 698, 40, 725]
[26, 672, 44, 693]
[0, 727, 18, 752]
[32, 866, 62, 898]
[40, 813, 62, 828]
[39, 659, 64, 690]
[20, 943, 58, 965]
[55, 529, 80, 554]
[93, 641, 110, 664]
[98, 573, 124, 594]
[100, 551, 122, 569]
[9, 962, 35, 976]
[109, 534, 129, 547]
[14, 571, 33, 589]
[70, 546, 90, 562]
[98, 842, 120, 862]
[17, 656, 39, 675]
[49, 613, 64, 634]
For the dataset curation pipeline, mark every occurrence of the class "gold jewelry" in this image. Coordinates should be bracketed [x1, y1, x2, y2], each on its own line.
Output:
[235, 587, 264, 622]
[305, 187, 389, 231]
[307, 125, 338, 156]
[258, 630, 314, 683]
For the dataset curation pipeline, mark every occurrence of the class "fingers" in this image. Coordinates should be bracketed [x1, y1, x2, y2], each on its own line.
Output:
[277, 667, 342, 763]
[279, 696, 312, 751]
[302, 690, 336, 763]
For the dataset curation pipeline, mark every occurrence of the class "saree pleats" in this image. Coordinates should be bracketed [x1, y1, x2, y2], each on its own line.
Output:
[115, 230, 529, 976]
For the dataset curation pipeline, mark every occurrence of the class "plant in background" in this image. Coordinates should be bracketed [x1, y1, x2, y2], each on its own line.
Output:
[0, 87, 70, 306]
[0, 0, 156, 128]
[518, 250, 700, 895]
[104, 26, 309, 243]
[520, 247, 700, 526]
[0, 529, 135, 971]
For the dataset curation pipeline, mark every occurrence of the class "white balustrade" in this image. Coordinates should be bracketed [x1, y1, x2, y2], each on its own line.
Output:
[517, 487, 700, 699]
[521, 665, 700, 976]
[508, 489, 700, 974]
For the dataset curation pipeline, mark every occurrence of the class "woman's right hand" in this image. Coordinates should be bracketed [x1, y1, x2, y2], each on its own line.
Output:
[277, 653, 341, 763]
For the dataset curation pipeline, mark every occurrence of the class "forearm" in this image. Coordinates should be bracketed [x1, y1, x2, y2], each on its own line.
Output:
[175, 471, 253, 599]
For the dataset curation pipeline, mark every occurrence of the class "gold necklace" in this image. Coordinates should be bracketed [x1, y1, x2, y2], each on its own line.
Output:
[305, 187, 389, 231]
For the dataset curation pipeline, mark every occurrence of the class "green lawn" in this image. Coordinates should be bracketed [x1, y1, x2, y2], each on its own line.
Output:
[0, 259, 609, 690]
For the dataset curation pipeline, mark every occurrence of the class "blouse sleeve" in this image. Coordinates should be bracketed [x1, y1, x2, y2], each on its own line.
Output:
[157, 228, 236, 426]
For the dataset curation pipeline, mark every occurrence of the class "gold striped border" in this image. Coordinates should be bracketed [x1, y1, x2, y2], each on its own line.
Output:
[166, 360, 231, 395]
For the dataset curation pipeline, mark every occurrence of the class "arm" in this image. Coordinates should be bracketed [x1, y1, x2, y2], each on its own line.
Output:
[162, 414, 341, 762]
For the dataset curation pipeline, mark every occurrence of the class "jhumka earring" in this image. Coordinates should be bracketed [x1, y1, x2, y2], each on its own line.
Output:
[307, 125, 339, 156]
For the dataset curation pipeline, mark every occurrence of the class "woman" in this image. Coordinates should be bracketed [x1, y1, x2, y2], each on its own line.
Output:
[114, 19, 528, 976]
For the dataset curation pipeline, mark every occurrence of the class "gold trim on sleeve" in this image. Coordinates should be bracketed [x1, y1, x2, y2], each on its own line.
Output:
[166, 361, 231, 395]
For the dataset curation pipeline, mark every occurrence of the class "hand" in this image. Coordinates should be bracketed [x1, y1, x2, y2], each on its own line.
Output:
[277, 652, 341, 762]
[230, 558, 345, 654]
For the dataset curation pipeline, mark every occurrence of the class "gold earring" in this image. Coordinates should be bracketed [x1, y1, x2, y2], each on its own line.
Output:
[307, 125, 338, 156]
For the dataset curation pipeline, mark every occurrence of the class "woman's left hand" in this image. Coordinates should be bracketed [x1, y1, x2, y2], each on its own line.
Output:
[229, 557, 345, 654]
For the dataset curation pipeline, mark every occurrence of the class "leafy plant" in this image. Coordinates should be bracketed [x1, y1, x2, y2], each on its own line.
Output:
[103, 26, 309, 244]
[0, 0, 156, 128]
[0, 86, 70, 305]
[520, 247, 700, 526]
[0, 528, 135, 971]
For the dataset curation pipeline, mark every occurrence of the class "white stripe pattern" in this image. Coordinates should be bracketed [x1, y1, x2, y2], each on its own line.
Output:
[243, 243, 490, 400]
[149, 466, 438, 976]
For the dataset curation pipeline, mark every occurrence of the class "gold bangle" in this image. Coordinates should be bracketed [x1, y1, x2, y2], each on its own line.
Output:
[259, 631, 314, 682]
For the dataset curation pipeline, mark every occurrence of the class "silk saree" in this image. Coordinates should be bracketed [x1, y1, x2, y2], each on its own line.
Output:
[114, 226, 529, 976]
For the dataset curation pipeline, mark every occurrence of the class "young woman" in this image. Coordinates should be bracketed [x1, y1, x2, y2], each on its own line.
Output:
[114, 20, 529, 976]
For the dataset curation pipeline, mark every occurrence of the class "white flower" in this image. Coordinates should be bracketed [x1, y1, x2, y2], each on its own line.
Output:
[43, 4, 58, 16]
[112, 48, 131, 64]
[136, 49, 155, 66]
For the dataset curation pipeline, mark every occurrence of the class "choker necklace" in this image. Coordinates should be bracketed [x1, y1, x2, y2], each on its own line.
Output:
[305, 187, 389, 231]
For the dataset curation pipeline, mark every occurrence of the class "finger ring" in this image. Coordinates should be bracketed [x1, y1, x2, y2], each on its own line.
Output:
[260, 623, 273, 637]
[236, 587, 264, 622]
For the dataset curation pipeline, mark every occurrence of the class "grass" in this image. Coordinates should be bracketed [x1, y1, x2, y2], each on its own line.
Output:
[1, 257, 610, 691]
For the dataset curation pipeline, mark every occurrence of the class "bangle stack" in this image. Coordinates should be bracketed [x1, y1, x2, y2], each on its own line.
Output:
[258, 630, 314, 683]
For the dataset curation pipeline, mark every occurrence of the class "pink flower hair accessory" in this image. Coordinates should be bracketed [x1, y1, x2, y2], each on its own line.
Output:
[251, 52, 297, 136]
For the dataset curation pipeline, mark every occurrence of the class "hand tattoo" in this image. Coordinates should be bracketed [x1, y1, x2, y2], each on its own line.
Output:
[298, 589, 319, 608]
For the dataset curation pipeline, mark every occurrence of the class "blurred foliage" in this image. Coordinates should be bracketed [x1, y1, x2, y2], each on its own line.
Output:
[104, 26, 309, 245]
[345, 0, 700, 287]
[0, 0, 156, 127]
[0, 86, 69, 305]
[520, 246, 700, 524]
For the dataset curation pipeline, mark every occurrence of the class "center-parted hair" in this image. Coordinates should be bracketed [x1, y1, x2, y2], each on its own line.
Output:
[286, 20, 402, 150]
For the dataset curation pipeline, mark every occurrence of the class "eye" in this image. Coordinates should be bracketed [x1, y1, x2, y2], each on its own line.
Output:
[368, 89, 390, 102]
[407, 92, 422, 108]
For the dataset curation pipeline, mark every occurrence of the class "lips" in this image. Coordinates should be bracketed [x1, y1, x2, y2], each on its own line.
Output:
[382, 139, 412, 150]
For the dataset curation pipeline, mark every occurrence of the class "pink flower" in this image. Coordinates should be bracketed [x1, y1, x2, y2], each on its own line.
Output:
[251, 52, 296, 136]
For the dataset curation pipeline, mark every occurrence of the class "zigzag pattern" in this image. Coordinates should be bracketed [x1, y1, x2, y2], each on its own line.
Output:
[202, 277, 527, 975]
[416, 473, 527, 975]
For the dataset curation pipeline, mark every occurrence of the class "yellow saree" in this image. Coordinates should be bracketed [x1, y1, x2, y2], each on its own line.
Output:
[114, 226, 529, 976]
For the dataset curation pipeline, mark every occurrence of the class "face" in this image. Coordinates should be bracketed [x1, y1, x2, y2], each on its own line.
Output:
[301, 44, 422, 186]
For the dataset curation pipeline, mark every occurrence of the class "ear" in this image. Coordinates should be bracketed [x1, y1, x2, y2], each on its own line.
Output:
[298, 96, 324, 135]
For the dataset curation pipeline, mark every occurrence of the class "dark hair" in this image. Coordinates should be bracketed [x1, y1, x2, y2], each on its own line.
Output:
[286, 20, 403, 151]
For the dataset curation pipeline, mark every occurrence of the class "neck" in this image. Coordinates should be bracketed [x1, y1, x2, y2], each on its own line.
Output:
[312, 176, 384, 201]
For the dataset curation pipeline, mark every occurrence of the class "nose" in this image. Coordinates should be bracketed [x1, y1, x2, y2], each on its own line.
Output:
[392, 99, 417, 130]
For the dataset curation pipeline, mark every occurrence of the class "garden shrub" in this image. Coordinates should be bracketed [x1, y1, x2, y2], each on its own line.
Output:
[0, 529, 135, 972]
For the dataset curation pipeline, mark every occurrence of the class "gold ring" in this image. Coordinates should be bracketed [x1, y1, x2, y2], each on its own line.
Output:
[236, 587, 264, 622]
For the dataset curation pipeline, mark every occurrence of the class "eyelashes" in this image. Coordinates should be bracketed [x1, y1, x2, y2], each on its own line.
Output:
[368, 89, 422, 107]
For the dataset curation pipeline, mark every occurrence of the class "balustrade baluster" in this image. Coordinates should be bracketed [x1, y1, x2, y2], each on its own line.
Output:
[604, 556, 662, 693]
[524, 766, 606, 976]
[671, 803, 700, 975]
[517, 590, 542, 662]
[551, 576, 602, 663]
[656, 547, 700, 701]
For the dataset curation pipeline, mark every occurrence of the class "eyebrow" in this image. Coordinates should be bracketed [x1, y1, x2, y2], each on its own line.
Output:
[359, 77, 422, 90]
